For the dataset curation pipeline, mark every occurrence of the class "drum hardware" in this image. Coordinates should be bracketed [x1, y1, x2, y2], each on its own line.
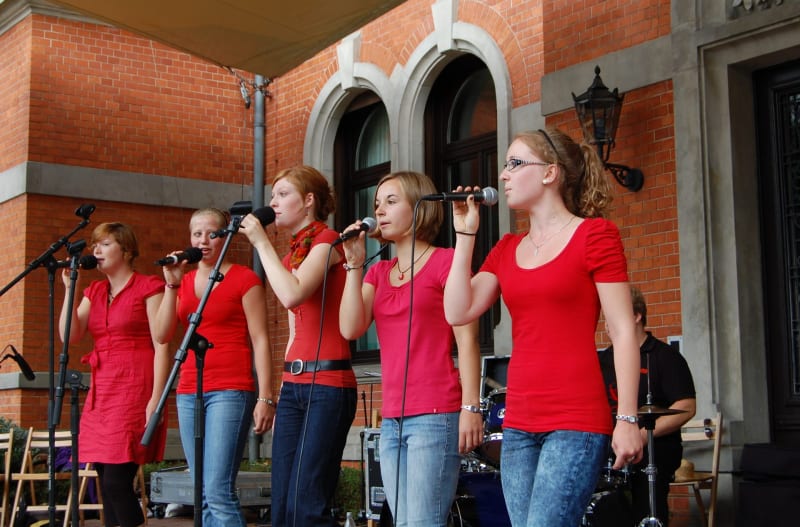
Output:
[635, 352, 687, 527]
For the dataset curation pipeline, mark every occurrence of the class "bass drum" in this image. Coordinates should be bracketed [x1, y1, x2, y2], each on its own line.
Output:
[379, 471, 511, 527]
[449, 471, 511, 527]
[580, 489, 634, 527]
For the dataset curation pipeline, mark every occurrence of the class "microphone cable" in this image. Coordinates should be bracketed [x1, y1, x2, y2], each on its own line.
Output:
[290, 240, 387, 527]
[390, 200, 425, 527]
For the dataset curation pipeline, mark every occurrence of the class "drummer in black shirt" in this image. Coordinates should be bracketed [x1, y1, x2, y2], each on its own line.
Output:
[598, 286, 696, 526]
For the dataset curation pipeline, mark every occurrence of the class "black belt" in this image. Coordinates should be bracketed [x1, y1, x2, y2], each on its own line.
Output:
[284, 359, 351, 375]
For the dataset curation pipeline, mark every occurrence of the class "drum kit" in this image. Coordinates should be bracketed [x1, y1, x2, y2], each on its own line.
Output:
[451, 374, 686, 527]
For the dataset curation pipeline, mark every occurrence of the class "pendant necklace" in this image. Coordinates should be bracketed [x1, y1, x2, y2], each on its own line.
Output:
[529, 215, 575, 256]
[395, 244, 432, 280]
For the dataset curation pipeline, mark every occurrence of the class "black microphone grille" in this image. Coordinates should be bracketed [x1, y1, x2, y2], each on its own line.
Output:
[185, 247, 204, 263]
[75, 203, 96, 219]
[79, 255, 98, 270]
[253, 206, 276, 226]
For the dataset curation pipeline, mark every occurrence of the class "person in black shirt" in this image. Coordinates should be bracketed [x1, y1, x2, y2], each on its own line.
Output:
[598, 286, 696, 526]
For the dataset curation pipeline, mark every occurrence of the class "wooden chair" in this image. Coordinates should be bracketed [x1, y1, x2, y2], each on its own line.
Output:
[0, 429, 14, 527]
[9, 427, 73, 527]
[68, 462, 104, 527]
[669, 412, 723, 527]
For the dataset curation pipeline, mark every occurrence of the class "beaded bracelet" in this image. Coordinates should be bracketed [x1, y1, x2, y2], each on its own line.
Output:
[257, 397, 277, 408]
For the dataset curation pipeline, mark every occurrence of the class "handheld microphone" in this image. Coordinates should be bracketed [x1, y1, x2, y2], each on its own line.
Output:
[251, 206, 276, 226]
[332, 217, 378, 246]
[421, 187, 499, 206]
[54, 254, 98, 270]
[154, 247, 204, 266]
[2, 345, 35, 381]
[211, 206, 276, 238]
[74, 203, 96, 219]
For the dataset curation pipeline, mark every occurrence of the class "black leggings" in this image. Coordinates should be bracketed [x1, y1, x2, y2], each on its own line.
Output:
[94, 462, 144, 527]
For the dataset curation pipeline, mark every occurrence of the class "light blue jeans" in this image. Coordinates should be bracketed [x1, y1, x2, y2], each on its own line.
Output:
[177, 390, 255, 527]
[379, 413, 461, 527]
[500, 427, 608, 527]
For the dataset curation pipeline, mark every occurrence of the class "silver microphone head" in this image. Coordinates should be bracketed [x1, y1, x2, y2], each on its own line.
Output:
[480, 187, 499, 206]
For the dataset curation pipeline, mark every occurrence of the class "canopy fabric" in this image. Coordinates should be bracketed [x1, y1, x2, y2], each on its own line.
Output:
[50, 0, 405, 78]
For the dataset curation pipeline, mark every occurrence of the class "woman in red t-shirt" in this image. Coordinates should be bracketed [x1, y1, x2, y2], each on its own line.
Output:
[444, 128, 644, 527]
[239, 165, 356, 527]
[155, 208, 274, 527]
[59, 222, 169, 527]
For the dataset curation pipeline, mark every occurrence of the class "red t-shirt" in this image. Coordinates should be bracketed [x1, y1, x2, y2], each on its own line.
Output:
[176, 264, 262, 394]
[480, 218, 628, 435]
[364, 247, 461, 417]
[80, 272, 166, 464]
[281, 228, 355, 388]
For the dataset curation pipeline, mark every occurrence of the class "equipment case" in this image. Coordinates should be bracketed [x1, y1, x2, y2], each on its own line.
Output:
[149, 466, 270, 519]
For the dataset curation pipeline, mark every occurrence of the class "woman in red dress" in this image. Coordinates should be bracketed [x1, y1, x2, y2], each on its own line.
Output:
[59, 222, 169, 527]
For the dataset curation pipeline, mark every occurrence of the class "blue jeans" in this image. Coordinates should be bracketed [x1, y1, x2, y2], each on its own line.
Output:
[271, 382, 357, 527]
[379, 413, 461, 527]
[177, 390, 255, 527]
[500, 428, 608, 527]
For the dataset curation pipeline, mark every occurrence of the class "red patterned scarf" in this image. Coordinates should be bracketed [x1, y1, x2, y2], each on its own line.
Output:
[289, 221, 327, 269]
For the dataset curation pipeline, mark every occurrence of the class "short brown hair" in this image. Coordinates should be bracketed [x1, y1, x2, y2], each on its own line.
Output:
[375, 171, 443, 243]
[91, 222, 139, 265]
[631, 285, 647, 327]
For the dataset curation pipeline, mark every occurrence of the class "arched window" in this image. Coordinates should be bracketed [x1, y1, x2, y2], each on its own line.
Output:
[426, 55, 499, 354]
[335, 93, 390, 361]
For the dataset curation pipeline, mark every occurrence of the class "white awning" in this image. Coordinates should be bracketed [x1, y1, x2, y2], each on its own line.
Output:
[49, 0, 406, 78]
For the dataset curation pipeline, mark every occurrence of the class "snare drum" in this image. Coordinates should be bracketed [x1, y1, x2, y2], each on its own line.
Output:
[476, 388, 506, 467]
[484, 388, 506, 433]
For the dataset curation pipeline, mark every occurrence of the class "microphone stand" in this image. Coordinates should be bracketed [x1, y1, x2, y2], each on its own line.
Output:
[142, 215, 242, 527]
[0, 206, 91, 527]
[51, 240, 90, 527]
[638, 352, 662, 527]
[66, 370, 89, 527]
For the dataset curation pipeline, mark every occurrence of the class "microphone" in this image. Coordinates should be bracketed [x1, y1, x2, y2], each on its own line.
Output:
[3, 345, 35, 381]
[74, 203, 96, 219]
[332, 217, 378, 246]
[211, 206, 276, 238]
[421, 187, 499, 206]
[252, 206, 276, 226]
[53, 254, 98, 270]
[154, 247, 204, 266]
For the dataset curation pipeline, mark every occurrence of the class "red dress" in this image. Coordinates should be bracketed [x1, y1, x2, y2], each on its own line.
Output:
[79, 272, 167, 464]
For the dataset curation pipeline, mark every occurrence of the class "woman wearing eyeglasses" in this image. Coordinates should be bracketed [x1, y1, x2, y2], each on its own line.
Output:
[443, 128, 643, 527]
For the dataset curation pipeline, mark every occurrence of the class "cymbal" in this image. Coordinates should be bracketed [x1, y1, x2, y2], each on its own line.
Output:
[637, 404, 688, 417]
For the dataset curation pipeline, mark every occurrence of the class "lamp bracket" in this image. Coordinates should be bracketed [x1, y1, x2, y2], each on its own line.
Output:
[605, 162, 644, 192]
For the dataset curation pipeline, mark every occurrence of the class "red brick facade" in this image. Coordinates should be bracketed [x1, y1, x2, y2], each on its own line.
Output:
[1, 0, 680, 439]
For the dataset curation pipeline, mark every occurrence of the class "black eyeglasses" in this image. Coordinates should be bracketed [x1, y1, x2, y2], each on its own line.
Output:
[503, 158, 550, 172]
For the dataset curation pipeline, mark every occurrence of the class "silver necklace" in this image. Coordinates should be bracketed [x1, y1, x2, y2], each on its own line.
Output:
[529, 216, 575, 256]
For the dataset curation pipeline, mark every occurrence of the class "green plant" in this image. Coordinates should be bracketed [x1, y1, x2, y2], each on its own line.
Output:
[334, 466, 364, 517]
[0, 415, 27, 472]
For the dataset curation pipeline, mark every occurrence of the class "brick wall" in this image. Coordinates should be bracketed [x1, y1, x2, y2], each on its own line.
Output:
[1, 0, 681, 461]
